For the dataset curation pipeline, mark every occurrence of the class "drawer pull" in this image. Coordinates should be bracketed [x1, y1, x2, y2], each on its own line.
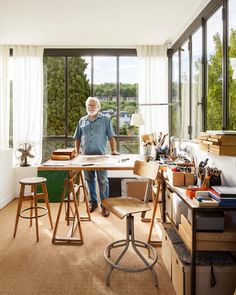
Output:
[165, 235, 167, 241]
[176, 259, 178, 265]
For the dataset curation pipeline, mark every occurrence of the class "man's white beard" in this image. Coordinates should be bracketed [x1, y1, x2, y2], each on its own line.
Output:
[87, 109, 98, 117]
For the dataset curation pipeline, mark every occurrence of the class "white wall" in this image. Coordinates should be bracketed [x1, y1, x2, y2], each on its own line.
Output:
[0, 149, 15, 208]
[0, 149, 38, 209]
[14, 166, 37, 196]
[189, 142, 236, 186]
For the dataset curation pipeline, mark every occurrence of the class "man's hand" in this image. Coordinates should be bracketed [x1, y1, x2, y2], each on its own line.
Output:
[111, 151, 120, 155]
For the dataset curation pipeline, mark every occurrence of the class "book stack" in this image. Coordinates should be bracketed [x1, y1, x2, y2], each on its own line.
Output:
[198, 131, 236, 156]
[51, 148, 76, 160]
[211, 186, 236, 206]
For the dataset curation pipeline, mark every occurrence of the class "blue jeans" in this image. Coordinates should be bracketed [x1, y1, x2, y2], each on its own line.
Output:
[84, 170, 109, 206]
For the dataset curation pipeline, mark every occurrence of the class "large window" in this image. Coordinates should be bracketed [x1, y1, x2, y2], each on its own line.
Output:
[192, 27, 203, 138]
[206, 7, 223, 130]
[180, 41, 190, 138]
[171, 51, 180, 137]
[43, 50, 138, 161]
[169, 0, 235, 139]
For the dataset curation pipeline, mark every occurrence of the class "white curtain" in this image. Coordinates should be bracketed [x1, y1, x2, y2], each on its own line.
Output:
[0, 46, 10, 149]
[137, 45, 168, 135]
[13, 46, 44, 165]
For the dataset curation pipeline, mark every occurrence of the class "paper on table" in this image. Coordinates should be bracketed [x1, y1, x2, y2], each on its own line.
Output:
[70, 155, 120, 165]
[42, 155, 132, 166]
[42, 160, 71, 166]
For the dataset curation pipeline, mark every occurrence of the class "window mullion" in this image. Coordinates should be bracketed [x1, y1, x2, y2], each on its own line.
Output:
[222, 0, 228, 129]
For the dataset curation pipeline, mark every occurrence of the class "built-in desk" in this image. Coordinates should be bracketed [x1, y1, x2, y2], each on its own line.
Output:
[162, 181, 236, 295]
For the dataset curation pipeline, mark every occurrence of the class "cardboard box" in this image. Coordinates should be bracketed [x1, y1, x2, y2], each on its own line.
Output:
[179, 214, 236, 251]
[161, 223, 182, 277]
[167, 167, 185, 186]
[184, 173, 195, 186]
[161, 224, 172, 277]
[171, 242, 236, 295]
[165, 188, 173, 219]
[172, 193, 188, 226]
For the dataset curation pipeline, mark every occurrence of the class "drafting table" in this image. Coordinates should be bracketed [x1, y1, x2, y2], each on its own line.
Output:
[38, 154, 143, 244]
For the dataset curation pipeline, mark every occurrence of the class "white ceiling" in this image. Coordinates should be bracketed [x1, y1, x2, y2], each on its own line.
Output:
[0, 0, 211, 47]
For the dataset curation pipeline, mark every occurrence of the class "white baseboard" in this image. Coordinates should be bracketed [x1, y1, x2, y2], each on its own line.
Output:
[0, 194, 15, 209]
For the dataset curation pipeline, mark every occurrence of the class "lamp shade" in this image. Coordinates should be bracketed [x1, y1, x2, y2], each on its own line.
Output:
[130, 113, 144, 126]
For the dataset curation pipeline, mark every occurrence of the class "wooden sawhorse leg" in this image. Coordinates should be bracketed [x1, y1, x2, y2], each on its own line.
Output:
[77, 171, 91, 221]
[52, 171, 84, 245]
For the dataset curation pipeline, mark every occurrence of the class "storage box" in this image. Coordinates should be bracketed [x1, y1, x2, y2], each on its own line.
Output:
[196, 211, 224, 231]
[161, 223, 183, 277]
[171, 242, 236, 295]
[172, 193, 188, 226]
[179, 214, 236, 251]
[184, 173, 195, 186]
[161, 224, 172, 277]
[165, 187, 173, 219]
[167, 167, 185, 186]
[193, 191, 219, 207]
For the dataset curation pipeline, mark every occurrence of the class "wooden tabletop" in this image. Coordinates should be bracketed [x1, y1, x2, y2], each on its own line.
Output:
[38, 154, 145, 171]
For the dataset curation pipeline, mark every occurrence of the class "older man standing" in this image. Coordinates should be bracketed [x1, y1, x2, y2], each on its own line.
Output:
[73, 97, 119, 217]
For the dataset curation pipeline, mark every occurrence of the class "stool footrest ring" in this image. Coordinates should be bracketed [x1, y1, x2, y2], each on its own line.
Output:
[19, 206, 48, 219]
[104, 239, 157, 273]
[103, 214, 158, 287]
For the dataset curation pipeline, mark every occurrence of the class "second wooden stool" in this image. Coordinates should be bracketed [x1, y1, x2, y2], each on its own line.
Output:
[13, 177, 53, 242]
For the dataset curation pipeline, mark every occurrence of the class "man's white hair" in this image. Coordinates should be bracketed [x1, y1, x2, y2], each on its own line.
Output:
[86, 97, 101, 110]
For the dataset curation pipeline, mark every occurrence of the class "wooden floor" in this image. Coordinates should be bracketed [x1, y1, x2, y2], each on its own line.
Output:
[0, 199, 176, 295]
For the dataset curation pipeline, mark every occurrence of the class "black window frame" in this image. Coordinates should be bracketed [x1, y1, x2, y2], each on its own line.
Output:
[43, 48, 139, 152]
[168, 0, 233, 138]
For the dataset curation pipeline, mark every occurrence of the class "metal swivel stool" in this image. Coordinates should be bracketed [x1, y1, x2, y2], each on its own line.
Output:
[102, 197, 158, 286]
[13, 177, 53, 242]
[102, 160, 159, 287]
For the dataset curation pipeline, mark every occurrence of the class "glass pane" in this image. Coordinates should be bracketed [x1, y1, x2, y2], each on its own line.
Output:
[116, 138, 139, 154]
[43, 57, 65, 136]
[206, 7, 223, 130]
[82, 56, 91, 84]
[228, 0, 236, 130]
[171, 51, 181, 137]
[119, 57, 138, 135]
[67, 56, 90, 136]
[42, 139, 66, 162]
[192, 27, 203, 138]
[93, 56, 117, 132]
[42, 138, 75, 162]
[180, 41, 190, 139]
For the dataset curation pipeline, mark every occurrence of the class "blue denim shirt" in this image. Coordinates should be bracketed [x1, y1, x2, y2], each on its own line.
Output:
[73, 113, 115, 155]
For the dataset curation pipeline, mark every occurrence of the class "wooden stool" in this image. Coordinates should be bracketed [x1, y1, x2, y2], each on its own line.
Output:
[13, 177, 53, 242]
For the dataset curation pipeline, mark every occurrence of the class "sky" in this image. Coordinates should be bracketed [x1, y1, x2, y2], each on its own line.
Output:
[83, 56, 138, 84]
